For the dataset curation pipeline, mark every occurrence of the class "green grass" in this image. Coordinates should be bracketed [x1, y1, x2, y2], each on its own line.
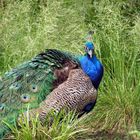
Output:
[4, 110, 87, 140]
[0, 0, 140, 139]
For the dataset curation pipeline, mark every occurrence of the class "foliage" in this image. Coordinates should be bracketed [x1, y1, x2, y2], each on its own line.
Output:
[5, 110, 87, 140]
[0, 0, 140, 139]
[0, 0, 88, 74]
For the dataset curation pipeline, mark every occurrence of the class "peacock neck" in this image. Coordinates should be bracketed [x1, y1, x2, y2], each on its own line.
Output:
[81, 53, 103, 89]
[86, 54, 97, 63]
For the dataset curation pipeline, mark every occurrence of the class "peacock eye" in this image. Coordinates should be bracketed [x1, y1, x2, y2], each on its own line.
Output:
[0, 104, 5, 112]
[9, 82, 21, 90]
[21, 94, 30, 103]
[30, 84, 38, 93]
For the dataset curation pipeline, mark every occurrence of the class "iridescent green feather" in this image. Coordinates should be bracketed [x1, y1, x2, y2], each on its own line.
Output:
[0, 49, 80, 139]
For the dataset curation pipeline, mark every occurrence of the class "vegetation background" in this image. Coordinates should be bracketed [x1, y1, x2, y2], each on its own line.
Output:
[0, 0, 140, 139]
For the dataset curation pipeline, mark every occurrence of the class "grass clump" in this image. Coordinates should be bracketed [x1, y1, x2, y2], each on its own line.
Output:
[0, 0, 89, 75]
[83, 0, 140, 139]
[5, 110, 87, 140]
[0, 0, 140, 139]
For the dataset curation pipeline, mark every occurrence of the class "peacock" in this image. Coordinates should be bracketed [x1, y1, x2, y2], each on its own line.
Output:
[0, 34, 104, 139]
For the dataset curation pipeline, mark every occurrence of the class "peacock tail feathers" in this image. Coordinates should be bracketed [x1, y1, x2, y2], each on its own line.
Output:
[0, 49, 80, 139]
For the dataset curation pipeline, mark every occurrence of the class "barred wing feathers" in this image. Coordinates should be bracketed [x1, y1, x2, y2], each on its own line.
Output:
[24, 69, 97, 123]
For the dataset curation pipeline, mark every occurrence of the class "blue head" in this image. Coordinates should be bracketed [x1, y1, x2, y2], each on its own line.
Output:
[80, 41, 104, 89]
[85, 42, 94, 58]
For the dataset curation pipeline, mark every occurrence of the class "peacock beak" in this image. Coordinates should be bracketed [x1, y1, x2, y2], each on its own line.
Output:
[88, 49, 93, 58]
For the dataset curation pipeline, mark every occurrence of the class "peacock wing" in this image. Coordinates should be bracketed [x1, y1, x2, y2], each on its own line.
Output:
[0, 49, 79, 139]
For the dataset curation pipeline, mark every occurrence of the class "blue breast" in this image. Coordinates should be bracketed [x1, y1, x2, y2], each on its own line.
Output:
[79, 55, 104, 89]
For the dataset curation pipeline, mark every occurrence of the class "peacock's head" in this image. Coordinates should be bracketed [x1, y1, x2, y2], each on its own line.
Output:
[85, 42, 94, 58]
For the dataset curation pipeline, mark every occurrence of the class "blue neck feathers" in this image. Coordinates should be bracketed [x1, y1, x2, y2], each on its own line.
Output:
[79, 54, 104, 89]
